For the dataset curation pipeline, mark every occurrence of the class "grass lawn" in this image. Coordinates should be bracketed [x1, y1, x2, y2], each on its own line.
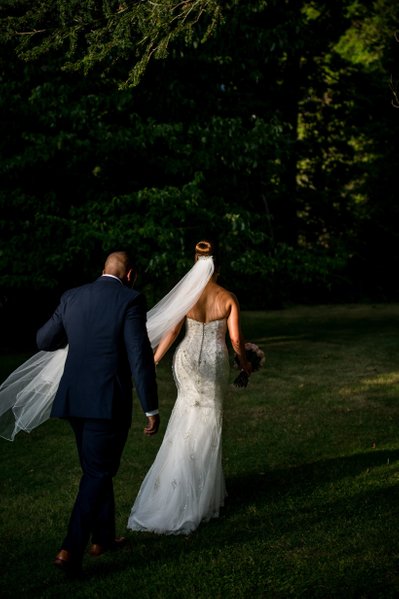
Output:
[0, 304, 398, 598]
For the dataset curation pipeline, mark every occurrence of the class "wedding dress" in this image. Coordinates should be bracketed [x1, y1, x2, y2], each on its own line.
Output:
[127, 317, 229, 535]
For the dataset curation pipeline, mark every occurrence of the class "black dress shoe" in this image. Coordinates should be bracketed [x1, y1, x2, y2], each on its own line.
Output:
[53, 549, 82, 576]
[89, 536, 127, 557]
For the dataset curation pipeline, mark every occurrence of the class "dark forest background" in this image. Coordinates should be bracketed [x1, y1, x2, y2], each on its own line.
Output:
[1, 0, 399, 349]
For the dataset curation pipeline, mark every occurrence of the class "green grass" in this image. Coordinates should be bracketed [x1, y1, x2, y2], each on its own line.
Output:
[1, 304, 399, 598]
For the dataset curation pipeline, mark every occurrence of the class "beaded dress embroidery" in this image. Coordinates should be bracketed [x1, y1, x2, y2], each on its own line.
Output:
[128, 317, 229, 535]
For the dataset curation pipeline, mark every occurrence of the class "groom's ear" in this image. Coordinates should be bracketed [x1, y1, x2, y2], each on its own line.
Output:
[127, 268, 138, 287]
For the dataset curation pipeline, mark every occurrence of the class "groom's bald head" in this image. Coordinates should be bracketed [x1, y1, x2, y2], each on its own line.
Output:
[103, 251, 135, 280]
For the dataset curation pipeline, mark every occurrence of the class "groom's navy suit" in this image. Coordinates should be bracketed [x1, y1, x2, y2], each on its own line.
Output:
[37, 275, 158, 561]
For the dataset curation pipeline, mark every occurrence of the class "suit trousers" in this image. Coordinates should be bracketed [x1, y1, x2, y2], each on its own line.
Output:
[62, 417, 129, 560]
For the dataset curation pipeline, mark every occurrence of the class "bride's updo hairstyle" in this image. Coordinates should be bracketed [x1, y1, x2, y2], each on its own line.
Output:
[194, 239, 220, 271]
[195, 240, 213, 258]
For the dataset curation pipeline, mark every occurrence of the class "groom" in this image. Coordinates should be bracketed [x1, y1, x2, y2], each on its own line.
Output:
[36, 251, 159, 575]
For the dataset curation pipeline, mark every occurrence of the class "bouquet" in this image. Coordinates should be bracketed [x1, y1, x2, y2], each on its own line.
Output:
[233, 342, 265, 388]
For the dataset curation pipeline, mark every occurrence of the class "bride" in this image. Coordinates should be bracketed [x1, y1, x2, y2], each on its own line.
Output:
[0, 240, 251, 534]
[127, 240, 251, 534]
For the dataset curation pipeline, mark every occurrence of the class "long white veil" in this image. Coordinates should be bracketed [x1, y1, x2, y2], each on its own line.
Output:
[0, 256, 214, 441]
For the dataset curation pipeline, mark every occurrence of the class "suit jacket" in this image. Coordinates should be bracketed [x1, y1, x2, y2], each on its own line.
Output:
[36, 275, 158, 422]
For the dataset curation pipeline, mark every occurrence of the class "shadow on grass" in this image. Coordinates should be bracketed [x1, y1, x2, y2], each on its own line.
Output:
[2, 449, 398, 598]
[56, 450, 399, 593]
[226, 447, 399, 505]
[242, 306, 399, 353]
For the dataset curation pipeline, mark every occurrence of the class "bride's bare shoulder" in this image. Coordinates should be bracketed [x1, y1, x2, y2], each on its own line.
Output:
[212, 285, 239, 314]
[215, 284, 237, 301]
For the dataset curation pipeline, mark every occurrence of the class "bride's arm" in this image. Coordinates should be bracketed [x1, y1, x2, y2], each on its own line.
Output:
[227, 294, 251, 375]
[153, 317, 186, 365]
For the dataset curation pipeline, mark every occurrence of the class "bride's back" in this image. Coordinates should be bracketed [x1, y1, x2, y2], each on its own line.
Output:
[186, 240, 235, 324]
[187, 281, 232, 324]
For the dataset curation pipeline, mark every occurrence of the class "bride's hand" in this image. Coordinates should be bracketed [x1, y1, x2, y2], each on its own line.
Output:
[243, 361, 252, 376]
[144, 414, 160, 436]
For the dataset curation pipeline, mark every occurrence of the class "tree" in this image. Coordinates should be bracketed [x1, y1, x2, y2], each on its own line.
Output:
[0, 0, 223, 87]
[1, 0, 399, 328]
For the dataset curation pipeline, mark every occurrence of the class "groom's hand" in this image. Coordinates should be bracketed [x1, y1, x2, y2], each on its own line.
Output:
[144, 414, 160, 436]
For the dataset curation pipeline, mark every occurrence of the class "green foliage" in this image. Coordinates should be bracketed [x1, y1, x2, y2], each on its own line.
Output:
[0, 0, 223, 87]
[335, 0, 398, 69]
[1, 0, 399, 313]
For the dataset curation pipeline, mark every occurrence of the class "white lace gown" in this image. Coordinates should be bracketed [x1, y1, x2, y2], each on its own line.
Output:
[127, 317, 230, 535]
